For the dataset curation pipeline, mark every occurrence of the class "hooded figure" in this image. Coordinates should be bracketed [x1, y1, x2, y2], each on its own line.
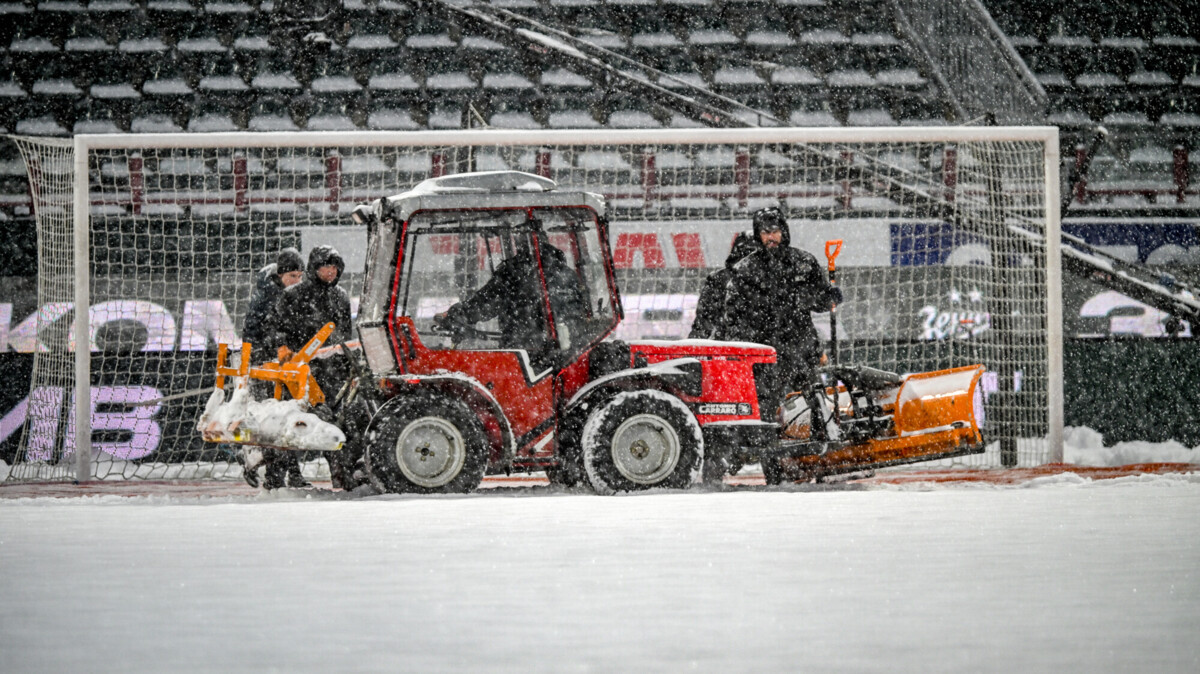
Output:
[437, 231, 585, 368]
[258, 246, 353, 490]
[689, 231, 758, 339]
[722, 208, 841, 424]
[242, 247, 305, 360]
[272, 245, 353, 353]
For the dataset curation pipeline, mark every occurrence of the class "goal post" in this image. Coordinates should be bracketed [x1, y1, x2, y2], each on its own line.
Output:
[6, 127, 1061, 482]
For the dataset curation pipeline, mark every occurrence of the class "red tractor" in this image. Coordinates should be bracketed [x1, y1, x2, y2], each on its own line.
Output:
[202, 171, 986, 493]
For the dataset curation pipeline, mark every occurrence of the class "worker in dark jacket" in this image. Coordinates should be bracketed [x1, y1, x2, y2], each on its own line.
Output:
[262, 245, 354, 490]
[435, 232, 585, 369]
[689, 231, 758, 340]
[242, 247, 305, 361]
[723, 208, 841, 435]
[236, 248, 304, 489]
[273, 245, 353, 354]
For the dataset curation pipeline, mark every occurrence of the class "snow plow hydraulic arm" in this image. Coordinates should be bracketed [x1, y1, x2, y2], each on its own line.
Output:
[215, 322, 336, 405]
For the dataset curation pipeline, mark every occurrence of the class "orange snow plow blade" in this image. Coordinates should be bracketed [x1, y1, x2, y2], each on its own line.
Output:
[779, 365, 987, 479]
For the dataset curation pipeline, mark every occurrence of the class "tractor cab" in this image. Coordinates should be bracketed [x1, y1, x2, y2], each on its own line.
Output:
[357, 171, 619, 381]
[351, 171, 640, 484]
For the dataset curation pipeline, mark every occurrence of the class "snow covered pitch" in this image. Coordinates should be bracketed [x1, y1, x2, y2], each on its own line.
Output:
[2, 434, 1198, 673]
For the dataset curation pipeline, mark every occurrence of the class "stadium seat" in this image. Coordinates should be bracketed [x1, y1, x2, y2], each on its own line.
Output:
[607, 109, 664, 129]
[1044, 35, 1095, 81]
[629, 31, 688, 71]
[426, 104, 466, 129]
[30, 78, 83, 130]
[712, 66, 767, 96]
[488, 110, 544, 129]
[799, 29, 851, 75]
[367, 107, 421, 130]
[1148, 35, 1199, 82]
[1095, 36, 1148, 79]
[853, 33, 910, 75]
[788, 107, 842, 127]
[248, 94, 300, 132]
[547, 108, 602, 129]
[85, 82, 141, 132]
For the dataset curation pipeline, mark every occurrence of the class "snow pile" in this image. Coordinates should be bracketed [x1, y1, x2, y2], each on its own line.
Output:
[1063, 426, 1199, 466]
[196, 378, 345, 452]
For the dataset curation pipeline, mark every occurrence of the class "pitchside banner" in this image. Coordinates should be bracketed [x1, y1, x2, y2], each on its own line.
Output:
[0, 219, 1195, 461]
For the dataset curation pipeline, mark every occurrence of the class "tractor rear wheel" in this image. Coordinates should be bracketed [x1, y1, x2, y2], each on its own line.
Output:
[364, 394, 487, 494]
[581, 391, 702, 495]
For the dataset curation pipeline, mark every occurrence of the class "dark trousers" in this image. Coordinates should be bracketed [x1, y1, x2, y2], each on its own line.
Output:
[777, 346, 829, 441]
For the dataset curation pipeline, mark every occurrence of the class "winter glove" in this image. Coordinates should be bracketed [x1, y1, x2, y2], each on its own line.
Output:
[827, 286, 844, 306]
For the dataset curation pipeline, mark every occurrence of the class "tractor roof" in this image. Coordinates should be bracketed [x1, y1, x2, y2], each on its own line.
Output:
[380, 170, 607, 223]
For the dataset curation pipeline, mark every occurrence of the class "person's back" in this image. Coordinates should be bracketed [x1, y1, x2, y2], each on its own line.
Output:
[691, 232, 758, 340]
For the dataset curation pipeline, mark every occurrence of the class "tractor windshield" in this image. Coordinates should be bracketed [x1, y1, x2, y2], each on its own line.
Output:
[398, 206, 618, 360]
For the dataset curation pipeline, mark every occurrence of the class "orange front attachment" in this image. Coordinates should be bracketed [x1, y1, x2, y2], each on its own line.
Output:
[781, 364, 986, 478]
[214, 322, 336, 405]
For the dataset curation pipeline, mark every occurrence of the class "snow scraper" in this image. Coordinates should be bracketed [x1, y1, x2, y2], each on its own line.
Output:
[196, 322, 346, 452]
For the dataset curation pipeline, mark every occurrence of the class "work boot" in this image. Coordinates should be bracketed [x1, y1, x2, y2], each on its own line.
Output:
[286, 465, 311, 488]
[263, 464, 286, 490]
[238, 448, 264, 488]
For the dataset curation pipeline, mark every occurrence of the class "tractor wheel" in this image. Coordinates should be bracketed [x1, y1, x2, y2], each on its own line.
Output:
[581, 391, 702, 495]
[363, 394, 487, 494]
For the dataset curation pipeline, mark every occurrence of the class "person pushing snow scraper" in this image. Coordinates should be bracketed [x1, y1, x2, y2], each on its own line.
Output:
[236, 247, 305, 488]
[260, 245, 354, 489]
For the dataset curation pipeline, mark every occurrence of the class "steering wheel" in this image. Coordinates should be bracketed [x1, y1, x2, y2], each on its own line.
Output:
[428, 318, 503, 343]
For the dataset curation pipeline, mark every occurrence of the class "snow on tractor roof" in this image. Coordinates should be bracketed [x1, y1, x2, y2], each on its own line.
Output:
[381, 170, 607, 223]
[408, 170, 557, 195]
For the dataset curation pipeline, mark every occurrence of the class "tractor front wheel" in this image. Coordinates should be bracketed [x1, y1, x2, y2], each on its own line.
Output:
[581, 391, 702, 495]
[364, 394, 487, 494]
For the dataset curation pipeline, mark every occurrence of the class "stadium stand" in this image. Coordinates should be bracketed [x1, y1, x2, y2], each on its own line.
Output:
[0, 0, 1196, 221]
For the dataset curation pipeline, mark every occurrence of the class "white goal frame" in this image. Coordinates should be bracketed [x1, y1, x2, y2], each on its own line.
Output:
[36, 126, 1061, 481]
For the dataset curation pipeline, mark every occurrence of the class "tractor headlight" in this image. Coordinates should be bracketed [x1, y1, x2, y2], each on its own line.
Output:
[359, 324, 397, 375]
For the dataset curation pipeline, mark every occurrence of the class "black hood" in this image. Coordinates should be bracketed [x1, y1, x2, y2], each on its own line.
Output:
[751, 207, 791, 249]
[725, 231, 759, 269]
[306, 245, 345, 287]
[275, 247, 304, 276]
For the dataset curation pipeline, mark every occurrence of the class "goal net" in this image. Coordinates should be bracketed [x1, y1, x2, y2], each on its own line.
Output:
[5, 128, 1061, 482]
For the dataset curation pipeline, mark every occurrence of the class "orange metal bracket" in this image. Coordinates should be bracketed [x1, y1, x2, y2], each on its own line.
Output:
[214, 322, 336, 405]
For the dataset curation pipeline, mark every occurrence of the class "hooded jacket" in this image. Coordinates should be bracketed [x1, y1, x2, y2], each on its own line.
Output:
[273, 245, 353, 352]
[722, 211, 837, 357]
[242, 248, 305, 357]
[689, 231, 758, 339]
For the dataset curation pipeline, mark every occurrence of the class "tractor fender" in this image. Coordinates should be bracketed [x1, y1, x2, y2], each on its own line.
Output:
[376, 373, 516, 468]
[564, 358, 703, 422]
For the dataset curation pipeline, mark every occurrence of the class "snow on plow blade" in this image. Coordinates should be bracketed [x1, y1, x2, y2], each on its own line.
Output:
[779, 365, 987, 478]
[195, 323, 346, 452]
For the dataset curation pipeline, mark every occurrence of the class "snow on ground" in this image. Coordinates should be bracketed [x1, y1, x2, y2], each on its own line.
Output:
[1, 429, 1197, 672]
[1063, 425, 1200, 466]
